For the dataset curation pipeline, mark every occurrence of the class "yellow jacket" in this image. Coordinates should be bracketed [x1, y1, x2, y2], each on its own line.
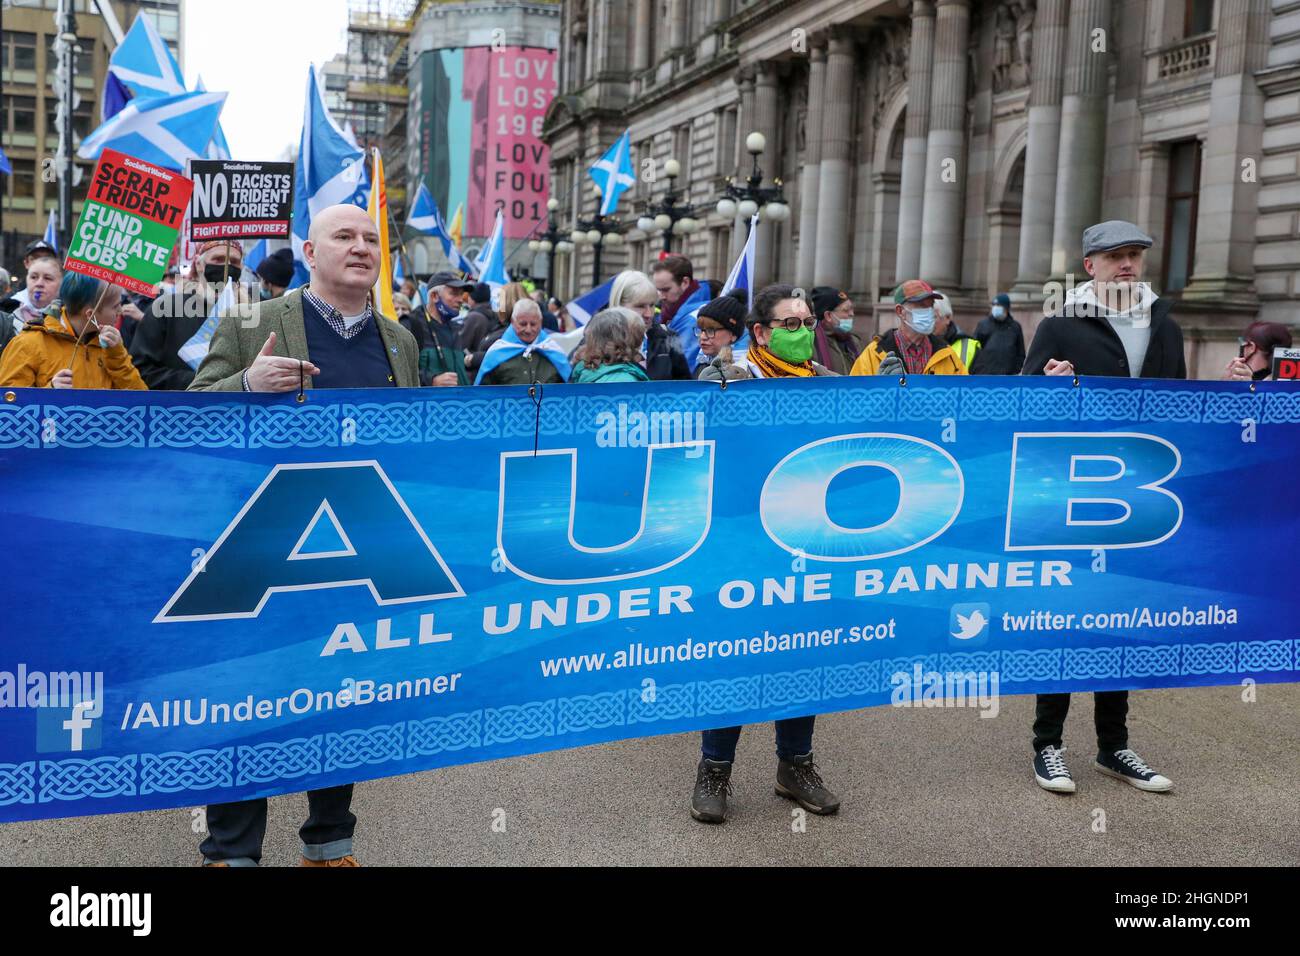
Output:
[849, 329, 969, 376]
[0, 315, 147, 390]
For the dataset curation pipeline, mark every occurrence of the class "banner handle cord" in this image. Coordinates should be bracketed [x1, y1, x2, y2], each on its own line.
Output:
[297, 360, 306, 404]
[529, 383, 543, 457]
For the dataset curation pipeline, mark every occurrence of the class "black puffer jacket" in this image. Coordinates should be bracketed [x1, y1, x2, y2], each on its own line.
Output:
[645, 323, 691, 381]
[972, 312, 1026, 375]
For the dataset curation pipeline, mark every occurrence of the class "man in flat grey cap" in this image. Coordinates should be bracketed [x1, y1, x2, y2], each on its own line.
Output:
[1021, 219, 1183, 797]
[1024, 220, 1186, 380]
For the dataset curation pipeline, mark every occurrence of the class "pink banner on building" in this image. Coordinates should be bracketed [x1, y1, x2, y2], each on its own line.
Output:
[464, 47, 556, 240]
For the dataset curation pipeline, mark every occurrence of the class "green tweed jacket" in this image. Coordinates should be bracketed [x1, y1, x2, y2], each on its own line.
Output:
[188, 288, 421, 391]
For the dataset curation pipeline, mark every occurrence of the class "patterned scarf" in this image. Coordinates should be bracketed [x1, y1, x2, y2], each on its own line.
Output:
[748, 345, 816, 379]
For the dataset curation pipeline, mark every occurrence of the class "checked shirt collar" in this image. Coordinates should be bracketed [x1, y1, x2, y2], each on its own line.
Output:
[303, 287, 372, 340]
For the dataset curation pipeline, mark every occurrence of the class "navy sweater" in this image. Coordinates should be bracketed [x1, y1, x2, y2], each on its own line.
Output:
[302, 297, 397, 389]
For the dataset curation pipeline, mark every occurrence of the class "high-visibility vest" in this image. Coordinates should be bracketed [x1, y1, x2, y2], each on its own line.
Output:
[953, 336, 981, 370]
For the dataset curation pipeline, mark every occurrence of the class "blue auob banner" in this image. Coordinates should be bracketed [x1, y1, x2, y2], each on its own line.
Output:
[1, 376, 1297, 821]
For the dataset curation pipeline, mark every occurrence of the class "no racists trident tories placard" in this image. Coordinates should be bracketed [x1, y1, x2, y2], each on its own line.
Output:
[64, 148, 193, 296]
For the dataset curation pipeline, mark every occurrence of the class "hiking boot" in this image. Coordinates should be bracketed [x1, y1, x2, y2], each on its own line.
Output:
[690, 758, 733, 823]
[1034, 745, 1077, 794]
[1095, 748, 1172, 792]
[775, 753, 840, 815]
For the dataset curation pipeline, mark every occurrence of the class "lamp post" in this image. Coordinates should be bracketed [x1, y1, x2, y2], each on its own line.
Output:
[637, 158, 700, 254]
[574, 184, 623, 286]
[714, 132, 791, 237]
[527, 197, 574, 297]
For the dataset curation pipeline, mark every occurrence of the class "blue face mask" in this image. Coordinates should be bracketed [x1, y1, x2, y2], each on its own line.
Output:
[991, 305, 1006, 319]
[836, 318, 854, 334]
[906, 307, 935, 335]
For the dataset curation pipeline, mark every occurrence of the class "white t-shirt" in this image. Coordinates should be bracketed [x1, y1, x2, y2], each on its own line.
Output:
[341, 312, 367, 330]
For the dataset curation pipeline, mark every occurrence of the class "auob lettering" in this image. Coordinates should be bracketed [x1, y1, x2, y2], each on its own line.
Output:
[156, 434, 1183, 620]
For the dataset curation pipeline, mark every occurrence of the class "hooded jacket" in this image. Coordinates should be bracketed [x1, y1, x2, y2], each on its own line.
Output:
[1023, 281, 1185, 379]
[570, 362, 650, 384]
[849, 328, 969, 376]
[0, 313, 147, 389]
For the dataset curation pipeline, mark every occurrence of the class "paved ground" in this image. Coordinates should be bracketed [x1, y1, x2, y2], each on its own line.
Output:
[2, 684, 1296, 866]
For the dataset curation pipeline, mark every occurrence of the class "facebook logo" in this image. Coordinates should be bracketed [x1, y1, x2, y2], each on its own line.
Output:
[36, 701, 102, 754]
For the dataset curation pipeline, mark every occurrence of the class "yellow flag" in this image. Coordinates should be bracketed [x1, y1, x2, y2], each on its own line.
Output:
[368, 147, 396, 320]
[449, 202, 464, 251]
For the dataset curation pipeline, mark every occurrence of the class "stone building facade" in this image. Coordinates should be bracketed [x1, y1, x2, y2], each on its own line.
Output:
[542, 0, 1300, 378]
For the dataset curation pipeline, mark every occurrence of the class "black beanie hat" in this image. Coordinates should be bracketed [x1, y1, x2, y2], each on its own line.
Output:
[256, 248, 295, 288]
[471, 282, 491, 304]
[810, 285, 847, 321]
[697, 289, 748, 339]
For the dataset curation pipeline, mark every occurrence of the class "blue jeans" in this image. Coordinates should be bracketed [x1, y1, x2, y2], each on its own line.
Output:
[200, 785, 356, 866]
[701, 716, 816, 763]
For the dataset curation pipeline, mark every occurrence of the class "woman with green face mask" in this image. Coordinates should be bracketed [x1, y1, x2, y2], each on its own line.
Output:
[741, 284, 840, 380]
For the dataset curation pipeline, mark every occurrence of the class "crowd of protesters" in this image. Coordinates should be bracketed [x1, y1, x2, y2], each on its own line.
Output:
[2, 209, 1297, 862]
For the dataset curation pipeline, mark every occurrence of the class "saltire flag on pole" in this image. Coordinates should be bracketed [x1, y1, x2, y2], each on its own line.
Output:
[290, 65, 369, 288]
[43, 209, 59, 254]
[565, 277, 615, 327]
[474, 209, 510, 291]
[243, 239, 268, 275]
[721, 214, 759, 310]
[195, 76, 232, 161]
[589, 129, 635, 216]
[177, 276, 239, 371]
[102, 12, 186, 122]
[394, 253, 405, 283]
[407, 183, 477, 277]
[78, 90, 227, 172]
[368, 148, 397, 320]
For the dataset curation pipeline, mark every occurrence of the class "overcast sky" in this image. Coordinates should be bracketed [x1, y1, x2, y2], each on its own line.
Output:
[183, 0, 350, 160]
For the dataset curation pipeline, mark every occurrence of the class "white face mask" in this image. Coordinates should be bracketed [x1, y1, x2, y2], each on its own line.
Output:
[906, 307, 935, 335]
[991, 305, 1006, 319]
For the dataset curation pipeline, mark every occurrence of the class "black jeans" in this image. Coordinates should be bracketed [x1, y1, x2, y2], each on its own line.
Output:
[701, 716, 817, 763]
[200, 785, 356, 866]
[1033, 691, 1129, 753]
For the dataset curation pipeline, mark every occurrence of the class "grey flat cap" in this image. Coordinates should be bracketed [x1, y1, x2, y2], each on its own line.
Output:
[1083, 220, 1153, 257]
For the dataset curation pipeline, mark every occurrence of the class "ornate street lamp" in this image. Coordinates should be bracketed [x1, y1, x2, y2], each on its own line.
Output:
[715, 132, 791, 235]
[527, 197, 574, 295]
[574, 184, 623, 285]
[636, 158, 700, 254]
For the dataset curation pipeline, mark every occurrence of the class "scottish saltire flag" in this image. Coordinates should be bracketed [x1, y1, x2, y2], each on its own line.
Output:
[408, 183, 477, 277]
[0, 145, 11, 175]
[290, 65, 369, 288]
[566, 278, 615, 327]
[244, 239, 268, 275]
[177, 279, 238, 371]
[195, 77, 232, 161]
[589, 130, 635, 216]
[102, 12, 186, 122]
[474, 325, 572, 385]
[394, 254, 405, 283]
[43, 209, 59, 254]
[722, 214, 759, 310]
[669, 282, 712, 374]
[474, 210, 510, 289]
[79, 90, 227, 171]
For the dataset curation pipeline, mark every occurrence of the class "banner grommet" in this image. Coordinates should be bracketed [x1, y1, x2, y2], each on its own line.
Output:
[3, 391, 15, 403]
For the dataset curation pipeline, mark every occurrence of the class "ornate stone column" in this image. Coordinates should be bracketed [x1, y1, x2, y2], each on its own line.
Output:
[1013, 0, 1069, 293]
[633, 0, 653, 72]
[669, 0, 688, 52]
[917, 0, 969, 287]
[1049, 0, 1112, 277]
[895, 1, 935, 280]
[730, 67, 757, 262]
[1181, 0, 1270, 306]
[795, 39, 827, 288]
[753, 61, 782, 286]
[812, 36, 857, 286]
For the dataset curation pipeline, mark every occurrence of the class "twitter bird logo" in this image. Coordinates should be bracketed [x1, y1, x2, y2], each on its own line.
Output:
[949, 603, 991, 644]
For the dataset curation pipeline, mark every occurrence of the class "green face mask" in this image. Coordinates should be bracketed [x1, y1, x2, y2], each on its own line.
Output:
[768, 326, 814, 364]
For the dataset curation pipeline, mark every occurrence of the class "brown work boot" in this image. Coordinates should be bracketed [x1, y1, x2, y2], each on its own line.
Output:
[300, 854, 360, 867]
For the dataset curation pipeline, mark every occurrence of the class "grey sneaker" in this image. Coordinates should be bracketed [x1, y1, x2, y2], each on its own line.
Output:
[690, 758, 733, 823]
[775, 753, 840, 814]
